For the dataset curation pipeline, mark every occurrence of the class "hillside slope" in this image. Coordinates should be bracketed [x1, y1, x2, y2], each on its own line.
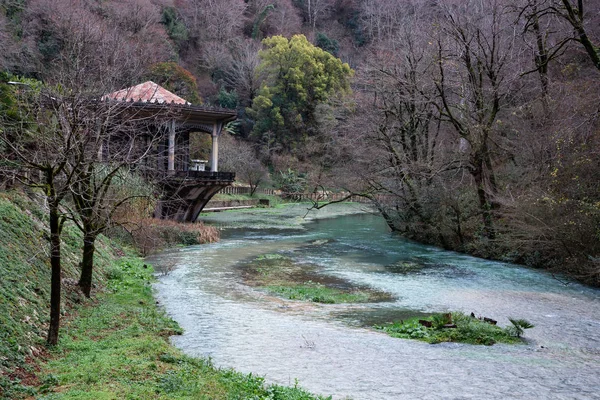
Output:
[0, 190, 125, 396]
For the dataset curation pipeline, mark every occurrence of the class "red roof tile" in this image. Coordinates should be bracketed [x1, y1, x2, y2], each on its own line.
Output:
[103, 81, 190, 105]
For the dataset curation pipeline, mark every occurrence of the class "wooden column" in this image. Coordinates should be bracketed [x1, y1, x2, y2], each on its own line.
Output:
[183, 131, 190, 171]
[168, 120, 176, 173]
[96, 121, 103, 162]
[210, 122, 222, 172]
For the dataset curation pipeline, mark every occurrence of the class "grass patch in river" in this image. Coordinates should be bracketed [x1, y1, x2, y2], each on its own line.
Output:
[242, 253, 393, 304]
[375, 312, 532, 346]
[266, 283, 374, 304]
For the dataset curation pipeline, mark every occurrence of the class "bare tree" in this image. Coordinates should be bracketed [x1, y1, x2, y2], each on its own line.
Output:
[299, 0, 334, 31]
[65, 101, 162, 298]
[0, 13, 11, 69]
[179, 0, 247, 46]
[219, 133, 269, 196]
[434, 1, 519, 239]
[1, 81, 84, 345]
[518, 0, 600, 71]
[23, 0, 171, 82]
[0, 0, 169, 341]
[220, 40, 261, 107]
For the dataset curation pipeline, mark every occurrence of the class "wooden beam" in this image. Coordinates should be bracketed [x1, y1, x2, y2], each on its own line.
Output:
[168, 120, 176, 172]
[210, 121, 223, 172]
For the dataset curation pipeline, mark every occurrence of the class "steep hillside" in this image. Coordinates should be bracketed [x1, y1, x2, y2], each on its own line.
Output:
[0, 190, 126, 396]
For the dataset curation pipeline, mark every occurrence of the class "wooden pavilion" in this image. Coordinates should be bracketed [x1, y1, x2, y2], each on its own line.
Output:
[103, 81, 237, 222]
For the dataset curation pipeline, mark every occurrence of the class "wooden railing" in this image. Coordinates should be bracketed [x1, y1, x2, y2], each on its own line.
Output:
[217, 187, 393, 205]
[220, 186, 276, 195]
[174, 170, 235, 181]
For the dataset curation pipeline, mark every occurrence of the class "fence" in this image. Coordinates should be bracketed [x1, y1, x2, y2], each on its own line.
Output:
[219, 186, 394, 205]
[220, 186, 276, 196]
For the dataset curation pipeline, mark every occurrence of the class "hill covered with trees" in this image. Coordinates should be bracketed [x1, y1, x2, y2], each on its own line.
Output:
[1, 0, 599, 283]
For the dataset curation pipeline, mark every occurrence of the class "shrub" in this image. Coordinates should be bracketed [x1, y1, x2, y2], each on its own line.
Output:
[125, 218, 220, 256]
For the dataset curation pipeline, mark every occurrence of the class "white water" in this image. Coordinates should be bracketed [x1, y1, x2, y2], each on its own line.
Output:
[151, 204, 600, 399]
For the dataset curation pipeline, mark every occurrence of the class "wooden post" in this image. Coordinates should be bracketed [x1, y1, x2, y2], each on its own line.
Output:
[182, 131, 190, 171]
[168, 120, 175, 173]
[96, 121, 103, 162]
[210, 122, 221, 172]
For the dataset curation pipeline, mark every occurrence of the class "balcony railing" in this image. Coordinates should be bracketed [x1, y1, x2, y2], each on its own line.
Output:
[174, 170, 235, 181]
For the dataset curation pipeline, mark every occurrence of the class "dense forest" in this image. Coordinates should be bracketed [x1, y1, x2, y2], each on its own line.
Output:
[1, 0, 599, 284]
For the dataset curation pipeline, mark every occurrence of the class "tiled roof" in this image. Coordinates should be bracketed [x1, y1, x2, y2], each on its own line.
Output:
[103, 81, 191, 105]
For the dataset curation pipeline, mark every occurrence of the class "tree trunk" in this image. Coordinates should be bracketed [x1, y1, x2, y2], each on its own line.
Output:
[562, 0, 600, 70]
[472, 160, 495, 240]
[78, 232, 96, 298]
[47, 199, 61, 346]
[531, 8, 550, 111]
[375, 203, 399, 232]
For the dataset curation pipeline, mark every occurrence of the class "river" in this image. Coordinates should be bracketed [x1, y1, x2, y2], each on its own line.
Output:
[150, 204, 600, 399]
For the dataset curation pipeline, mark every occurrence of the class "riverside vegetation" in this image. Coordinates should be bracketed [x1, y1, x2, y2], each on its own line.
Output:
[242, 253, 392, 304]
[375, 313, 534, 346]
[0, 191, 328, 399]
[243, 251, 533, 346]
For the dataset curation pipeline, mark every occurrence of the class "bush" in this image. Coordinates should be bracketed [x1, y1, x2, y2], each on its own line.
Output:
[125, 218, 220, 256]
[376, 312, 528, 346]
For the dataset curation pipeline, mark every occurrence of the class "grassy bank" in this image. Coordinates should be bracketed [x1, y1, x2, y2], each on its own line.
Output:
[0, 191, 327, 399]
[210, 193, 285, 208]
[35, 258, 328, 399]
[0, 191, 126, 398]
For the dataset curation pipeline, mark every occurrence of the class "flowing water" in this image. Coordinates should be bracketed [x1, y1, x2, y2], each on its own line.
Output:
[151, 204, 600, 399]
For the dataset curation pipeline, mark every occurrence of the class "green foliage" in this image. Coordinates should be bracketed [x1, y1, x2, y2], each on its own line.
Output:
[315, 32, 339, 56]
[160, 7, 188, 44]
[267, 283, 372, 304]
[252, 4, 275, 40]
[430, 313, 453, 329]
[248, 34, 353, 149]
[343, 10, 366, 46]
[376, 313, 526, 346]
[217, 87, 239, 109]
[277, 168, 307, 196]
[1, 0, 26, 21]
[37, 29, 62, 60]
[147, 62, 201, 104]
[507, 318, 535, 338]
[0, 72, 19, 121]
[0, 191, 128, 397]
[0, 73, 42, 122]
[244, 252, 392, 304]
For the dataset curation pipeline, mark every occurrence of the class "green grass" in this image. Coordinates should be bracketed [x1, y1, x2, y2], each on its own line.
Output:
[375, 312, 529, 346]
[36, 258, 329, 400]
[243, 253, 393, 304]
[211, 193, 285, 207]
[0, 191, 328, 399]
[266, 283, 373, 304]
[0, 191, 127, 398]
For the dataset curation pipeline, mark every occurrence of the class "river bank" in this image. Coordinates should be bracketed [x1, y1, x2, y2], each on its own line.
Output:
[30, 258, 327, 399]
[0, 191, 326, 399]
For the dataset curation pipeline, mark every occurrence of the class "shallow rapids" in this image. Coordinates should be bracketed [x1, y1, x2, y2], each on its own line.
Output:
[151, 204, 600, 399]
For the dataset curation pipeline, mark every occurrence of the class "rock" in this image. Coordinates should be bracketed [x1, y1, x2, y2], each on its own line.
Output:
[419, 319, 433, 327]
